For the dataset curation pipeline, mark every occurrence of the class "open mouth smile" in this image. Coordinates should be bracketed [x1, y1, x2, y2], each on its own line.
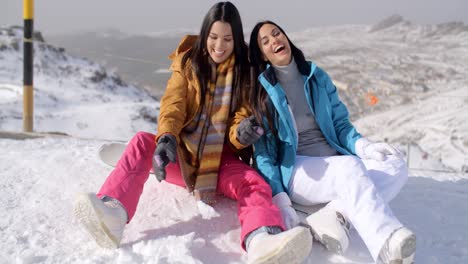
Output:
[274, 45, 285, 53]
[213, 49, 225, 56]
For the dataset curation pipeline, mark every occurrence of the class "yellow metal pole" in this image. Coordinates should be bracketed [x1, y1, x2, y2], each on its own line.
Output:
[23, 0, 34, 132]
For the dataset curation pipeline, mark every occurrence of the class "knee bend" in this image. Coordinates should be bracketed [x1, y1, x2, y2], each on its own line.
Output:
[395, 160, 409, 188]
[124, 132, 157, 161]
[334, 156, 368, 183]
[219, 164, 271, 194]
[387, 157, 409, 186]
[396, 157, 408, 177]
[241, 171, 272, 194]
[340, 156, 366, 174]
[132, 131, 156, 147]
[133, 131, 155, 142]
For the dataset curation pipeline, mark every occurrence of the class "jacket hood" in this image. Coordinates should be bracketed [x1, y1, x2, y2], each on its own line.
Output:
[168, 35, 198, 71]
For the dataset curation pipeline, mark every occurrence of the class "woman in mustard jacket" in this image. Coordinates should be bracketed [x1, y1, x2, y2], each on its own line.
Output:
[231, 20, 416, 264]
[74, 3, 312, 264]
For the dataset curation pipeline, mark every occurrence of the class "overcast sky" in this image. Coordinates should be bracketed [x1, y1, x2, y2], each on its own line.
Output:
[3, 0, 468, 35]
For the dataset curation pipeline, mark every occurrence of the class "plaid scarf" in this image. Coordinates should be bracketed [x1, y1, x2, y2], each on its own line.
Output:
[180, 55, 235, 203]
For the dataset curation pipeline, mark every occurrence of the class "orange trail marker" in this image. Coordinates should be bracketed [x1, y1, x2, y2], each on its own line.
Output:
[365, 92, 379, 106]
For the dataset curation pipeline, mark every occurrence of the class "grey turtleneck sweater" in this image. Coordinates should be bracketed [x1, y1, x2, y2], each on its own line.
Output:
[273, 59, 339, 157]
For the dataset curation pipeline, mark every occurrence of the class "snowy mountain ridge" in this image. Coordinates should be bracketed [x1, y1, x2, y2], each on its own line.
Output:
[292, 16, 468, 117]
[368, 14, 468, 38]
[288, 16, 468, 172]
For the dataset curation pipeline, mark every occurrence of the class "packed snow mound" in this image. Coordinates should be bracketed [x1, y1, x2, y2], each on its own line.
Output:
[0, 26, 158, 140]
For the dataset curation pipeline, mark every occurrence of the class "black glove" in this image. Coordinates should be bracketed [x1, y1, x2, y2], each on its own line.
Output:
[236, 115, 264, 146]
[152, 134, 177, 182]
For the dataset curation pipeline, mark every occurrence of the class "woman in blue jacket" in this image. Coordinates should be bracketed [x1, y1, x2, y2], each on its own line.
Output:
[229, 20, 416, 264]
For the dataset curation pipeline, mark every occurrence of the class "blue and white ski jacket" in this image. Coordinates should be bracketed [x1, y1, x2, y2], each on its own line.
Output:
[254, 61, 362, 196]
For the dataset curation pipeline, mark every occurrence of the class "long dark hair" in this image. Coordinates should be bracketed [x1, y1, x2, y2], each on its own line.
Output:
[182, 1, 250, 115]
[248, 20, 307, 142]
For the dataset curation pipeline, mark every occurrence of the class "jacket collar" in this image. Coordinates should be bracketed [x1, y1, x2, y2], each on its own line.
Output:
[261, 58, 313, 85]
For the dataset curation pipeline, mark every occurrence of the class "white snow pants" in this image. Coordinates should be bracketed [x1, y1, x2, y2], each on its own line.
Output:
[288, 155, 408, 261]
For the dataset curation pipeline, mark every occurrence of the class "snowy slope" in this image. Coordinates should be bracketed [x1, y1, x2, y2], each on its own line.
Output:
[291, 15, 468, 119]
[0, 26, 158, 141]
[354, 86, 468, 173]
[289, 15, 468, 172]
[1, 137, 467, 264]
[1, 17, 468, 264]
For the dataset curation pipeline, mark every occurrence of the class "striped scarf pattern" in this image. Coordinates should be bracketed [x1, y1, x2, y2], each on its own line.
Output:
[180, 55, 235, 202]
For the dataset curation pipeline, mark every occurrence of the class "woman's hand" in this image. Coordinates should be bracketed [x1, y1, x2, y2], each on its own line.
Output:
[153, 134, 177, 182]
[237, 115, 264, 146]
[272, 192, 300, 230]
[355, 138, 403, 161]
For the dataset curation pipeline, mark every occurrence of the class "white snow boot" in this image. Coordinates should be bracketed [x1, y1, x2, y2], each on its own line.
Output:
[247, 226, 312, 264]
[305, 206, 350, 253]
[378, 227, 416, 264]
[74, 192, 127, 249]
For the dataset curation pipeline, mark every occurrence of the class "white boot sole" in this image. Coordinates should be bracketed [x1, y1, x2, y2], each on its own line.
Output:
[306, 212, 349, 253]
[250, 227, 312, 264]
[74, 193, 120, 249]
[311, 229, 344, 253]
[391, 234, 416, 264]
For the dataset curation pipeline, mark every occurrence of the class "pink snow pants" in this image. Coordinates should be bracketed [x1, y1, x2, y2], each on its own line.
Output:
[97, 131, 284, 248]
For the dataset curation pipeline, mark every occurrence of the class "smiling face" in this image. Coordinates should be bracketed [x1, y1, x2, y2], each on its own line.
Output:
[206, 21, 234, 64]
[257, 23, 292, 66]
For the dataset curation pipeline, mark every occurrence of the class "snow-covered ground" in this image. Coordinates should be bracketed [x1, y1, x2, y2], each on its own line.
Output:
[1, 17, 468, 263]
[1, 136, 467, 264]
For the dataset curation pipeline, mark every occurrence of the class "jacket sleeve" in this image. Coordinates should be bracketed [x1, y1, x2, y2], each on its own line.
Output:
[253, 124, 285, 196]
[156, 69, 188, 142]
[321, 70, 362, 154]
[228, 103, 251, 150]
